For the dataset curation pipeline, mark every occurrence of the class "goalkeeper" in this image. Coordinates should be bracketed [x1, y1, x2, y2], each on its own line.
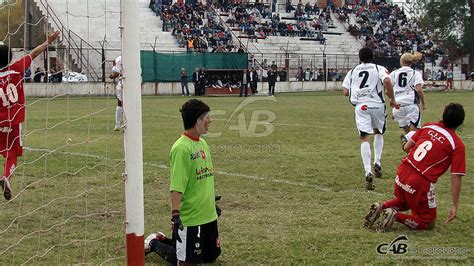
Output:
[145, 99, 221, 264]
[144, 196, 222, 265]
[0, 31, 60, 200]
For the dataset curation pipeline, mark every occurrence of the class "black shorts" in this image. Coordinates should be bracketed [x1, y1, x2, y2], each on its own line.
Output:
[176, 219, 221, 263]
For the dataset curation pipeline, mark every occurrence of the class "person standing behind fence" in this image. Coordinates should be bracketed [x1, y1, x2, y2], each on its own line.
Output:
[268, 68, 276, 96]
[180, 68, 190, 96]
[198, 68, 206, 96]
[240, 69, 249, 97]
[250, 67, 258, 93]
[192, 68, 200, 96]
[445, 67, 454, 91]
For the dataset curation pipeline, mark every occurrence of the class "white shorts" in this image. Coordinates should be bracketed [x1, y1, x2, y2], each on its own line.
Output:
[392, 104, 421, 128]
[355, 103, 386, 136]
[115, 88, 122, 101]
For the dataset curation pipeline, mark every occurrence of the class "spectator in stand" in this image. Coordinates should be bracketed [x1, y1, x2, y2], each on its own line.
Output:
[311, 67, 319, 81]
[279, 67, 287, 82]
[316, 29, 325, 44]
[317, 68, 324, 81]
[262, 67, 268, 82]
[50, 64, 63, 83]
[24, 68, 32, 83]
[296, 67, 303, 81]
[303, 68, 312, 81]
[271, 61, 278, 71]
[33, 67, 45, 83]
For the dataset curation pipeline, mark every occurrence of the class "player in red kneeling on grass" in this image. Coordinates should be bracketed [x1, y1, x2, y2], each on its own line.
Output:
[364, 103, 466, 231]
[0, 31, 60, 200]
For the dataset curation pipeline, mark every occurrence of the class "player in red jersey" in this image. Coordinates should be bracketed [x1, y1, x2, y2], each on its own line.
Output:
[0, 31, 60, 200]
[364, 103, 466, 231]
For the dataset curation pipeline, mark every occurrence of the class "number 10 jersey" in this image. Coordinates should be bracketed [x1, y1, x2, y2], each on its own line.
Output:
[0, 55, 31, 127]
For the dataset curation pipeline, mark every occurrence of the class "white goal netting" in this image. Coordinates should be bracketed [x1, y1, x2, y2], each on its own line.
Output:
[0, 0, 129, 264]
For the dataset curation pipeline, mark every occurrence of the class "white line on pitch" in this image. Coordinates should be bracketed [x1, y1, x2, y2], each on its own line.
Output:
[150, 114, 474, 138]
[25, 147, 474, 209]
[24, 147, 383, 196]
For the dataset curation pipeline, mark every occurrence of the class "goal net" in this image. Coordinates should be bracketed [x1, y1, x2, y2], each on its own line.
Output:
[0, 0, 144, 264]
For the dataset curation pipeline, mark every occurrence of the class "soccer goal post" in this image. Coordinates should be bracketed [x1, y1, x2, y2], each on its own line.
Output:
[121, 0, 145, 265]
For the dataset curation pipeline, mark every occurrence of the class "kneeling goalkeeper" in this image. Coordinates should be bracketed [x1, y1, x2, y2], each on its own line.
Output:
[145, 99, 221, 265]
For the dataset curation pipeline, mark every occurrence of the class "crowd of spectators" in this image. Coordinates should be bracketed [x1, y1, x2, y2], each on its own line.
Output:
[336, 0, 443, 62]
[149, 0, 336, 51]
[150, 0, 239, 52]
[222, 1, 332, 41]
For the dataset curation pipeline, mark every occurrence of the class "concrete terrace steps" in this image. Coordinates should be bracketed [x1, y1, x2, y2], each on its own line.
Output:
[32, 0, 183, 80]
[33, 0, 180, 51]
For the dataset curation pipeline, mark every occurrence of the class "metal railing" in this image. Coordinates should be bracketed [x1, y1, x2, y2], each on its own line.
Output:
[37, 0, 104, 81]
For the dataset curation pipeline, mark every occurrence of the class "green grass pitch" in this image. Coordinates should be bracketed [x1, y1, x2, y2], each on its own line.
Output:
[0, 91, 472, 264]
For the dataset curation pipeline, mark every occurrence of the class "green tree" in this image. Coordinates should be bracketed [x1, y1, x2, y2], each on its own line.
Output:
[0, 0, 25, 48]
[416, 0, 474, 70]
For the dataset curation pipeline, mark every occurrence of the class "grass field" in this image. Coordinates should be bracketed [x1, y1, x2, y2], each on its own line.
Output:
[0, 91, 472, 264]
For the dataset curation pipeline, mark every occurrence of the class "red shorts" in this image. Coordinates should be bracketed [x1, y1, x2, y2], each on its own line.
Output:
[0, 124, 23, 158]
[394, 164, 437, 223]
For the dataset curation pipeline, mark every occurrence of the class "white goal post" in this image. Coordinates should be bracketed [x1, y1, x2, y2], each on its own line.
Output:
[121, 0, 145, 265]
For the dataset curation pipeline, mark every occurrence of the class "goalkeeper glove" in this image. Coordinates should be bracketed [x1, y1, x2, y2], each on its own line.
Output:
[171, 210, 183, 243]
[215, 195, 222, 217]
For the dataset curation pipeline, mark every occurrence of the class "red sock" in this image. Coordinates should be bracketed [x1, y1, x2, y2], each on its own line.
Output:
[395, 213, 430, 230]
[382, 198, 409, 212]
[3, 156, 17, 180]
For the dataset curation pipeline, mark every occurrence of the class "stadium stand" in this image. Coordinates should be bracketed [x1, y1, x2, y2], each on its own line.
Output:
[151, 0, 361, 80]
[337, 0, 462, 79]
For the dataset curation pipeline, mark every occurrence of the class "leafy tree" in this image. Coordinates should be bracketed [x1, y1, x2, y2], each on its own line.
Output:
[0, 0, 25, 48]
[416, 0, 474, 70]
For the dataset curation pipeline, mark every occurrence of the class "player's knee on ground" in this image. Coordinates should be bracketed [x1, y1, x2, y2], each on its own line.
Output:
[427, 221, 436, 230]
[149, 239, 177, 264]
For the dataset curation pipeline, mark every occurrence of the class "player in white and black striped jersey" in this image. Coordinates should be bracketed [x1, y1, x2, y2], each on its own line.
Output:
[391, 52, 426, 135]
[342, 47, 398, 191]
[109, 56, 123, 131]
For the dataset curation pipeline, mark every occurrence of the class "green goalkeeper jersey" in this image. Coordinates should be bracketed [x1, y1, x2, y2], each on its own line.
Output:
[170, 134, 217, 226]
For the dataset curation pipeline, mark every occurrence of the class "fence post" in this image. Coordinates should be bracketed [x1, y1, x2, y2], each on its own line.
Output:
[102, 45, 106, 82]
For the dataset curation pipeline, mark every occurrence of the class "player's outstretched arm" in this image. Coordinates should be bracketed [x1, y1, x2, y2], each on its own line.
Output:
[30, 31, 60, 60]
[446, 174, 462, 223]
[415, 84, 426, 110]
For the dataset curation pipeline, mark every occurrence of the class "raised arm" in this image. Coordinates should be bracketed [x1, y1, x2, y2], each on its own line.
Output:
[29, 31, 60, 60]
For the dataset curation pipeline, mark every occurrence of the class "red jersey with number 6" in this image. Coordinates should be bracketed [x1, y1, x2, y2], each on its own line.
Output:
[0, 55, 31, 127]
[402, 122, 466, 183]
